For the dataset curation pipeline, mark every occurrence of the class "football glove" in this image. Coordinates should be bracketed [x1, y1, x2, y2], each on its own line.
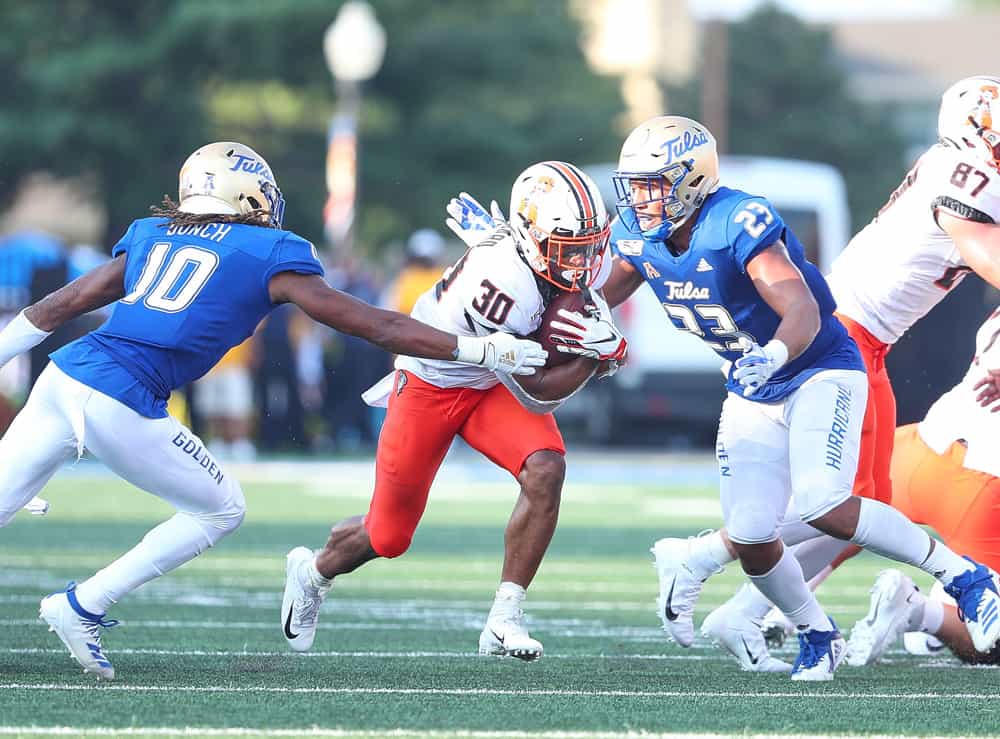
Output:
[732, 339, 789, 397]
[445, 192, 506, 247]
[455, 332, 547, 376]
[549, 308, 628, 362]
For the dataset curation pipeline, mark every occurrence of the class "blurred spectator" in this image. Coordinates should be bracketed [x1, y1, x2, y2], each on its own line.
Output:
[0, 174, 108, 430]
[322, 253, 392, 451]
[194, 338, 258, 461]
[383, 229, 446, 315]
[255, 305, 308, 453]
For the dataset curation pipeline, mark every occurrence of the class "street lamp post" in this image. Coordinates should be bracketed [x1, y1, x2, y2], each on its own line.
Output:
[322, 1, 386, 253]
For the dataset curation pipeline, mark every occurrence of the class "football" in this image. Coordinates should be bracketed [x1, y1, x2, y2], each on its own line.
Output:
[532, 290, 589, 368]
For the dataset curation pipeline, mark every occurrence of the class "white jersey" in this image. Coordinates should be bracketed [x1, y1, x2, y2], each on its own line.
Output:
[919, 308, 1000, 477]
[396, 235, 544, 390]
[826, 144, 1000, 345]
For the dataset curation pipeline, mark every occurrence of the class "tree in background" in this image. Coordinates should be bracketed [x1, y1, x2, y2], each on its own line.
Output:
[0, 1, 623, 251]
[668, 5, 908, 232]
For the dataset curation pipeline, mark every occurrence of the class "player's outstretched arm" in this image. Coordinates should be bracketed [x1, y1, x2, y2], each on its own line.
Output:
[940, 212, 1000, 290]
[0, 254, 126, 370]
[268, 272, 546, 374]
[24, 255, 127, 331]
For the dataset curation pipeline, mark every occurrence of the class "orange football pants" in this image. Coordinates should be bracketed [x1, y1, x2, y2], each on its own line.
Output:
[837, 313, 895, 503]
[364, 371, 566, 558]
[891, 424, 1000, 571]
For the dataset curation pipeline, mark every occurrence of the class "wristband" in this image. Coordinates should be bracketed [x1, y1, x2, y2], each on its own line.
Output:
[763, 339, 789, 368]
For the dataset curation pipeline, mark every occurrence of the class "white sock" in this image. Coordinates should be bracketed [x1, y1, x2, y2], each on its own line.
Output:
[919, 599, 945, 634]
[727, 583, 773, 621]
[748, 545, 834, 633]
[850, 498, 974, 585]
[903, 588, 928, 632]
[490, 581, 525, 619]
[75, 512, 220, 614]
[792, 535, 851, 582]
[688, 530, 736, 579]
[308, 557, 332, 588]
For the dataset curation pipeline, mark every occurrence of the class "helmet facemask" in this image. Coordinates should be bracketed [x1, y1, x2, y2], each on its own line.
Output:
[522, 219, 610, 292]
[613, 161, 695, 240]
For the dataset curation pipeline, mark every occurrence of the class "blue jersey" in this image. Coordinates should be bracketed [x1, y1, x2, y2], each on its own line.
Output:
[51, 217, 323, 418]
[612, 187, 862, 402]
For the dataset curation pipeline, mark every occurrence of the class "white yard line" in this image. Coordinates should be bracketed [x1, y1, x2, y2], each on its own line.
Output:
[0, 684, 993, 699]
[2, 729, 965, 738]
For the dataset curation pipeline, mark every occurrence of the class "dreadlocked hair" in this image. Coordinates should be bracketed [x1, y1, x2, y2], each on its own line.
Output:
[150, 196, 277, 229]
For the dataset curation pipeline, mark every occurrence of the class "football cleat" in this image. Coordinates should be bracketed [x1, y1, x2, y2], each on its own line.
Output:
[701, 602, 792, 673]
[761, 605, 794, 650]
[790, 621, 846, 682]
[479, 610, 544, 662]
[280, 547, 331, 653]
[846, 569, 919, 667]
[903, 631, 947, 656]
[651, 536, 717, 647]
[944, 558, 1000, 654]
[39, 583, 118, 680]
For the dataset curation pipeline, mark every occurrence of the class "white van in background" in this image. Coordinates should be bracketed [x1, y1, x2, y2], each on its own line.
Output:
[561, 157, 851, 444]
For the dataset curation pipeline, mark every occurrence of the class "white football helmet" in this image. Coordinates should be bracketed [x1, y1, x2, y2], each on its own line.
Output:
[614, 115, 720, 240]
[178, 142, 286, 227]
[938, 76, 1000, 170]
[509, 161, 610, 292]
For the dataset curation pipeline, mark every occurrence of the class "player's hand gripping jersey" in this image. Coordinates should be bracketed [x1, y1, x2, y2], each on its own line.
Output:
[50, 217, 323, 418]
[827, 144, 1000, 344]
[611, 187, 861, 401]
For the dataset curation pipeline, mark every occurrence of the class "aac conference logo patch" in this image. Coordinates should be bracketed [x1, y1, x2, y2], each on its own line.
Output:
[616, 239, 644, 256]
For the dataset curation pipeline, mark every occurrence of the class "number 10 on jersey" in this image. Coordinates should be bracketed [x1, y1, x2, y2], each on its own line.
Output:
[122, 243, 219, 313]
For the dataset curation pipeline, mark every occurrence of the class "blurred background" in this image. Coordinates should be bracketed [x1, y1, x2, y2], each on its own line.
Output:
[2, 0, 999, 455]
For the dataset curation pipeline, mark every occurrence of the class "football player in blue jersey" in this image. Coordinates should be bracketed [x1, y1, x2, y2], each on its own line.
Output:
[0, 141, 546, 680]
[593, 116, 1000, 680]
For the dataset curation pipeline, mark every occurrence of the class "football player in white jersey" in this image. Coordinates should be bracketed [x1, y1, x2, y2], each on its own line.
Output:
[845, 307, 1000, 666]
[671, 76, 1000, 671]
[280, 161, 627, 660]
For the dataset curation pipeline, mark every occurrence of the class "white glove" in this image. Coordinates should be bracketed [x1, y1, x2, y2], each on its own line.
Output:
[23, 496, 49, 516]
[549, 308, 628, 362]
[732, 339, 789, 397]
[445, 192, 506, 247]
[454, 333, 547, 375]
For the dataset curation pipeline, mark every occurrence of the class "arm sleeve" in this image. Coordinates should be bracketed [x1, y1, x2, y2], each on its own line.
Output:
[262, 233, 325, 288]
[111, 222, 138, 258]
[726, 197, 786, 273]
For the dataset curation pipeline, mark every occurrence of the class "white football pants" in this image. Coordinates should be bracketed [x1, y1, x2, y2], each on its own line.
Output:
[717, 368, 867, 545]
[0, 363, 245, 613]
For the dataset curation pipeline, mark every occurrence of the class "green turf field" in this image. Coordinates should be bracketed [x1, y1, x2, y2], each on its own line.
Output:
[1, 452, 997, 738]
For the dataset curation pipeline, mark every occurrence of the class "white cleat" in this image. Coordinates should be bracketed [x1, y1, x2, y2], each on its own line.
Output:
[479, 610, 543, 662]
[281, 547, 331, 653]
[761, 605, 794, 650]
[24, 496, 49, 515]
[39, 584, 117, 680]
[790, 624, 846, 682]
[902, 631, 946, 656]
[701, 602, 792, 673]
[651, 536, 714, 647]
[846, 569, 919, 667]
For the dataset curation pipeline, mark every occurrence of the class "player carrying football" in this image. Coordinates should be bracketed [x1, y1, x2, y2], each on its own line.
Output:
[280, 161, 627, 661]
[0, 142, 547, 679]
